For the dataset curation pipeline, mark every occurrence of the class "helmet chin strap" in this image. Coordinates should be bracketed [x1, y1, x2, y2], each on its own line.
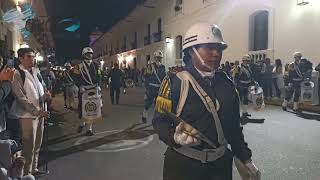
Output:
[192, 47, 214, 71]
[85, 59, 92, 65]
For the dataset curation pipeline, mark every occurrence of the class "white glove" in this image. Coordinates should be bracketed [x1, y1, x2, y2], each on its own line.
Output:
[245, 162, 261, 180]
[80, 87, 85, 93]
[174, 122, 200, 146]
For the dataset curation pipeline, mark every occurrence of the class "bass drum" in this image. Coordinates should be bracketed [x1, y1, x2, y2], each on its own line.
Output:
[301, 80, 314, 104]
[125, 78, 135, 88]
[249, 85, 265, 111]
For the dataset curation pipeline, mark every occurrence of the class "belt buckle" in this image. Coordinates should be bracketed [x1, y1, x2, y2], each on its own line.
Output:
[201, 149, 212, 163]
[200, 152, 208, 163]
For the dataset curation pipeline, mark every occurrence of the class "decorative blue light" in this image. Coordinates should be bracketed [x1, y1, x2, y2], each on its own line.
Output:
[58, 18, 80, 32]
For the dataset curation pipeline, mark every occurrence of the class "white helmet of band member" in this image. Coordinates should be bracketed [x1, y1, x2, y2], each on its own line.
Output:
[242, 54, 251, 61]
[182, 22, 227, 70]
[293, 52, 302, 58]
[183, 22, 228, 51]
[154, 50, 164, 58]
[64, 62, 71, 67]
[82, 47, 94, 56]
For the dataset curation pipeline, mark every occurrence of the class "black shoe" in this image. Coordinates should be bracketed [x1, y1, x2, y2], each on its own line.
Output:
[293, 109, 301, 113]
[85, 130, 94, 136]
[282, 106, 287, 111]
[142, 117, 147, 124]
[32, 169, 49, 176]
[77, 125, 84, 133]
[242, 112, 251, 117]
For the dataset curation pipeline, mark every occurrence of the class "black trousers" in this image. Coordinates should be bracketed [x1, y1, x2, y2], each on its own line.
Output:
[272, 78, 281, 98]
[239, 84, 249, 105]
[78, 92, 82, 119]
[110, 86, 120, 104]
[285, 83, 301, 102]
[6, 118, 22, 144]
[163, 148, 233, 180]
[63, 87, 67, 106]
[262, 77, 273, 98]
[145, 86, 160, 110]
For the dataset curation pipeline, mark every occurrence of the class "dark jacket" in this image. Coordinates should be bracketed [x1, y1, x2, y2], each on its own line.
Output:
[288, 61, 303, 84]
[152, 65, 252, 163]
[108, 68, 123, 88]
[73, 61, 99, 87]
[144, 63, 166, 86]
[239, 65, 253, 85]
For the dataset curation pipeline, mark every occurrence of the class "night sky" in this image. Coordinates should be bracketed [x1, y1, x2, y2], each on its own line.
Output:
[45, 0, 145, 61]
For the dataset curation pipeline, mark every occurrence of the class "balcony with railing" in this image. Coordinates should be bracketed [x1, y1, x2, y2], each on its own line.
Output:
[153, 31, 162, 43]
[248, 49, 274, 62]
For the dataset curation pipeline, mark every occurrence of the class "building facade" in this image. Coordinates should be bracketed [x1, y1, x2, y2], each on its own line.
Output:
[0, 0, 53, 61]
[92, 0, 320, 70]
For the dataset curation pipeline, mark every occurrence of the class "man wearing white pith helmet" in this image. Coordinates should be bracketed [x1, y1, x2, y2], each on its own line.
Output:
[152, 23, 260, 180]
[239, 54, 254, 118]
[141, 50, 166, 123]
[282, 52, 303, 112]
[73, 47, 101, 136]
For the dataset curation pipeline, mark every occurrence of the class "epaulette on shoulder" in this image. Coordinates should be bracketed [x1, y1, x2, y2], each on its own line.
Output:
[216, 71, 234, 84]
[155, 75, 173, 113]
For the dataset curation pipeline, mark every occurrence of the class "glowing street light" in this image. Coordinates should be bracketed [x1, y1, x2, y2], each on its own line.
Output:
[20, 43, 29, 48]
[166, 37, 172, 43]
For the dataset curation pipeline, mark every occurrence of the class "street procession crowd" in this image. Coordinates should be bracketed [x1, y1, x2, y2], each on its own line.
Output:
[0, 22, 319, 180]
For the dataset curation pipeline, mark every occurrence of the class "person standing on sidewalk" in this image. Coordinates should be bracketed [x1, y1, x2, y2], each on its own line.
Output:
[108, 63, 123, 105]
[62, 62, 76, 109]
[262, 58, 273, 100]
[11, 48, 51, 176]
[73, 47, 101, 136]
[272, 59, 283, 99]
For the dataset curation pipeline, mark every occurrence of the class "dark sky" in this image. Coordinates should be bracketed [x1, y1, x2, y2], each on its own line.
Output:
[45, 0, 145, 61]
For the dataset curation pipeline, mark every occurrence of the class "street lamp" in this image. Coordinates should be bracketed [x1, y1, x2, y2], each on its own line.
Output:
[20, 43, 29, 48]
[297, 0, 309, 6]
[166, 37, 172, 43]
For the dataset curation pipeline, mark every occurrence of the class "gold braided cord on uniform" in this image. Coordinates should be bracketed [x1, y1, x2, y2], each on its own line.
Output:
[72, 64, 81, 74]
[155, 76, 172, 113]
[144, 64, 153, 75]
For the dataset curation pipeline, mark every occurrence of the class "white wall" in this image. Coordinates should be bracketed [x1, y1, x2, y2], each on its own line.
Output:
[92, 0, 320, 69]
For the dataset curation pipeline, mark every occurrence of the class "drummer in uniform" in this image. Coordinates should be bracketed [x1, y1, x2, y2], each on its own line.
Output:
[239, 55, 254, 118]
[73, 47, 101, 136]
[282, 52, 304, 112]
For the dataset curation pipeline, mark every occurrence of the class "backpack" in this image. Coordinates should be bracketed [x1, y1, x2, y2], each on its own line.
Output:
[16, 67, 45, 88]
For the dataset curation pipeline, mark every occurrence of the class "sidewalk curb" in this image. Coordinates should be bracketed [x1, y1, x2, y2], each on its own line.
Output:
[265, 99, 320, 114]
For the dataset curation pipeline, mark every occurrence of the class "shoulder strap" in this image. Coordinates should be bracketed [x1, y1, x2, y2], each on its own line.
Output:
[176, 71, 225, 146]
[151, 64, 162, 84]
[17, 67, 26, 84]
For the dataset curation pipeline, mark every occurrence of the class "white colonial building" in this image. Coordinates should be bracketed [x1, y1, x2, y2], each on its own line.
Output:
[91, 0, 320, 70]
